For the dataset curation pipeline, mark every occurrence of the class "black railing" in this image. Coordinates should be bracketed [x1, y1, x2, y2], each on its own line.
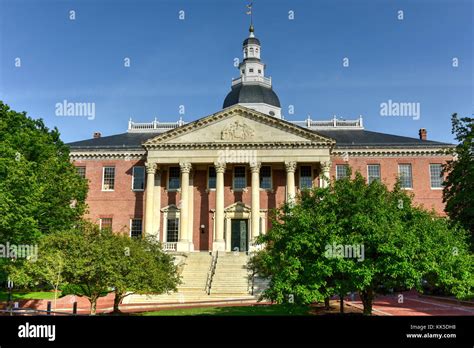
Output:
[205, 251, 218, 295]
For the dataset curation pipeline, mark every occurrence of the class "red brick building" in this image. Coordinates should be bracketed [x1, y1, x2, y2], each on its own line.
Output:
[68, 25, 453, 253]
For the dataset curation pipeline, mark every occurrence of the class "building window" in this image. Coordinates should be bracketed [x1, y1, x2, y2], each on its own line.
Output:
[233, 166, 246, 190]
[430, 164, 443, 188]
[258, 69, 262, 74]
[367, 164, 381, 184]
[132, 166, 145, 191]
[241, 69, 245, 74]
[260, 166, 272, 189]
[166, 218, 179, 243]
[398, 164, 413, 189]
[130, 218, 142, 238]
[99, 218, 112, 232]
[208, 166, 216, 189]
[76, 166, 86, 179]
[168, 167, 180, 190]
[336, 165, 348, 180]
[102, 167, 115, 191]
[300, 166, 312, 189]
[249, 68, 254, 73]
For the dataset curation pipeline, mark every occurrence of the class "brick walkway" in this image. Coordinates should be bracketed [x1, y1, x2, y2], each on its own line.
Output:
[2, 291, 472, 315]
[346, 292, 474, 316]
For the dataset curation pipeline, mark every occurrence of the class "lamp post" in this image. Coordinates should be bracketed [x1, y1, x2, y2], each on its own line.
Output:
[7, 278, 13, 316]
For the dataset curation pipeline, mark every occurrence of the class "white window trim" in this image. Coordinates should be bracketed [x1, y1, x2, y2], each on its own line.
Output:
[131, 166, 145, 191]
[76, 166, 86, 179]
[367, 164, 381, 184]
[299, 164, 313, 189]
[101, 166, 115, 191]
[398, 164, 413, 190]
[129, 218, 143, 238]
[429, 164, 444, 190]
[335, 164, 349, 181]
[166, 166, 181, 192]
[259, 165, 273, 191]
[232, 165, 247, 191]
[207, 165, 216, 191]
[162, 207, 180, 243]
[99, 217, 112, 231]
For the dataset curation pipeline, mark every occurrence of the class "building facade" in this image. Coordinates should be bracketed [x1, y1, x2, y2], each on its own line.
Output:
[68, 25, 453, 253]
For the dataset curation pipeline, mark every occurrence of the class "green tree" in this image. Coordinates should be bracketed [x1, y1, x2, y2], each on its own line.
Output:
[109, 235, 180, 313]
[443, 113, 474, 243]
[8, 221, 180, 315]
[253, 171, 473, 315]
[0, 102, 88, 245]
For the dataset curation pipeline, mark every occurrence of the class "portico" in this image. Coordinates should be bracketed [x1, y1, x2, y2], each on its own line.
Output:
[141, 105, 334, 252]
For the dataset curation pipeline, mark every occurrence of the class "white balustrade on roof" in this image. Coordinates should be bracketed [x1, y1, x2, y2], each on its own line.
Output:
[127, 115, 363, 133]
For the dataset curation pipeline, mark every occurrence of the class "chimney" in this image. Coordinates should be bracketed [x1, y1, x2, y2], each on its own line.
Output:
[419, 128, 427, 141]
[93, 132, 101, 139]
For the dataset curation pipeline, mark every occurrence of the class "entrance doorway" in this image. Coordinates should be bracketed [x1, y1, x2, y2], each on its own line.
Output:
[231, 219, 248, 252]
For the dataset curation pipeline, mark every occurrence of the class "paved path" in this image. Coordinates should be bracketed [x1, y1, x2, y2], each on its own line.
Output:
[346, 292, 474, 316]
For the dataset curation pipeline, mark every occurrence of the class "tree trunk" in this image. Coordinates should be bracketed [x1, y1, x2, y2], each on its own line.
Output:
[324, 297, 330, 310]
[113, 292, 123, 314]
[90, 297, 98, 315]
[339, 293, 344, 313]
[359, 289, 374, 315]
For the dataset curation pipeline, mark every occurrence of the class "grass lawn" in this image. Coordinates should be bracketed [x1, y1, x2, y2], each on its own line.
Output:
[0, 291, 61, 301]
[137, 304, 311, 316]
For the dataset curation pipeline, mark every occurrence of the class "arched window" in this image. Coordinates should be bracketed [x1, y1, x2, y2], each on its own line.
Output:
[249, 48, 254, 56]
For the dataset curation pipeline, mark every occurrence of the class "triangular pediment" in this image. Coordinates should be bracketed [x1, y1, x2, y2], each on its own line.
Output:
[143, 105, 334, 148]
[224, 202, 251, 213]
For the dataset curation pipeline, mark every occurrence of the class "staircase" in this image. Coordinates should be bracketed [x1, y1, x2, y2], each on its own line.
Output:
[179, 252, 211, 293]
[210, 252, 250, 296]
[123, 252, 257, 306]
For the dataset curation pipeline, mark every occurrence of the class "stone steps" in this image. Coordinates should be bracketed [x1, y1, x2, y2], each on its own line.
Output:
[210, 252, 250, 296]
[123, 252, 268, 305]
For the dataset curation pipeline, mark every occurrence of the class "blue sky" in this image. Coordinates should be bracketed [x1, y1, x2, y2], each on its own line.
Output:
[0, 0, 472, 143]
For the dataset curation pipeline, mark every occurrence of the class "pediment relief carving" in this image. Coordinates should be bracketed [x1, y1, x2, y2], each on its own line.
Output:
[143, 105, 335, 148]
[221, 120, 255, 141]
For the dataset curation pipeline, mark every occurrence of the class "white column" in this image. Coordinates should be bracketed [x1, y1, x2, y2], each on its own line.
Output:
[152, 167, 161, 240]
[285, 161, 297, 203]
[144, 162, 157, 236]
[250, 162, 261, 247]
[321, 161, 331, 188]
[187, 170, 195, 251]
[177, 162, 192, 252]
[213, 162, 226, 251]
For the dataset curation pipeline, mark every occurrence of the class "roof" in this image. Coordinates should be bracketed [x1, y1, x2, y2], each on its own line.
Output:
[67, 127, 452, 151]
[243, 37, 260, 46]
[315, 129, 452, 148]
[68, 132, 157, 150]
[223, 84, 281, 108]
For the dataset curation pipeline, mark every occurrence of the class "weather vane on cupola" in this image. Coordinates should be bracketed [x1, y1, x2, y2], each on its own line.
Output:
[222, 0, 281, 118]
[246, 2, 255, 35]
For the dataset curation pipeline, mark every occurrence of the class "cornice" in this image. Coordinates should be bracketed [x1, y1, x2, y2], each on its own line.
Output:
[332, 147, 453, 157]
[69, 150, 145, 160]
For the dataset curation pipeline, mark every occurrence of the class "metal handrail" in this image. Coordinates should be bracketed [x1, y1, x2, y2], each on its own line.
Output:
[205, 252, 218, 295]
